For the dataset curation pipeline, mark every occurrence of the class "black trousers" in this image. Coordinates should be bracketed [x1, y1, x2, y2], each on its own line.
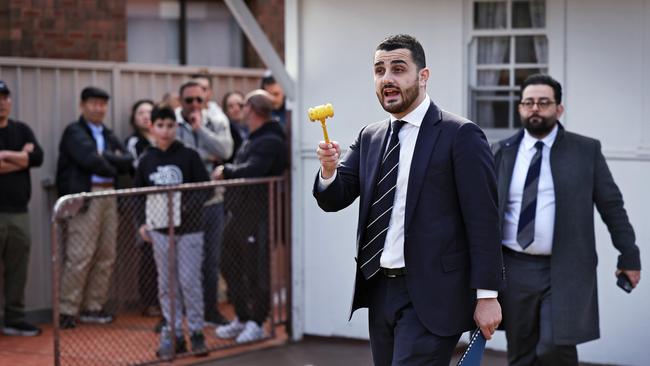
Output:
[501, 249, 578, 366]
[221, 215, 270, 325]
[138, 243, 159, 308]
[202, 202, 224, 317]
[367, 274, 460, 366]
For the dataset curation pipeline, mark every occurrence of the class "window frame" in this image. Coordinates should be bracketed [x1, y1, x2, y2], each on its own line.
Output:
[465, 0, 563, 139]
[126, 0, 244, 67]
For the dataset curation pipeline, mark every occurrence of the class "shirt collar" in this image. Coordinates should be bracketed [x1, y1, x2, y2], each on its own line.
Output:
[389, 94, 430, 128]
[85, 120, 104, 134]
[523, 122, 559, 151]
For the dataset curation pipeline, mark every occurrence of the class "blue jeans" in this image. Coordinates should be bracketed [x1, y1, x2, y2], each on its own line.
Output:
[202, 202, 224, 317]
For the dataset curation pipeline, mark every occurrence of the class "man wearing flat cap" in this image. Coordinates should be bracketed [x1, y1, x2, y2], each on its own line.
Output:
[56, 86, 133, 329]
[0, 80, 44, 336]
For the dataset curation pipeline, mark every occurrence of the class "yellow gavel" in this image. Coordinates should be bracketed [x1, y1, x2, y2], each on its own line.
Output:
[308, 103, 334, 143]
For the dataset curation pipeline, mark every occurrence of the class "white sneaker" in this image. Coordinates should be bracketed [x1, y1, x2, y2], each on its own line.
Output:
[235, 321, 265, 343]
[215, 318, 245, 339]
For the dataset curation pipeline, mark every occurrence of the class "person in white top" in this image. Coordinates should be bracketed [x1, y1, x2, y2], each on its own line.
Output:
[493, 74, 641, 366]
[314, 34, 504, 366]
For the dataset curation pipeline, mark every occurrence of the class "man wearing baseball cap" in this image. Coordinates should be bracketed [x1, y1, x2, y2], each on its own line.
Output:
[56, 86, 133, 329]
[0, 80, 44, 336]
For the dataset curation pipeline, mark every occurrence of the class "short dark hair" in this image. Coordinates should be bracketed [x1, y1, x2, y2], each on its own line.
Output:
[129, 99, 154, 128]
[151, 104, 176, 122]
[179, 80, 202, 97]
[376, 34, 426, 70]
[81, 86, 110, 101]
[190, 70, 213, 87]
[520, 74, 562, 104]
[260, 75, 276, 89]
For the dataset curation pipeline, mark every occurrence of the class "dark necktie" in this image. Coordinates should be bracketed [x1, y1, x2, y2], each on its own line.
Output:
[359, 120, 406, 279]
[517, 141, 544, 249]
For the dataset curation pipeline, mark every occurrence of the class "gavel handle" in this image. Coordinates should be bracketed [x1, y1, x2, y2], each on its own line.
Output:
[320, 120, 330, 143]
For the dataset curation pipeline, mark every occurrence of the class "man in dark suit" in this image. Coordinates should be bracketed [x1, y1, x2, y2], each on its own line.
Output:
[313, 34, 504, 366]
[493, 74, 641, 365]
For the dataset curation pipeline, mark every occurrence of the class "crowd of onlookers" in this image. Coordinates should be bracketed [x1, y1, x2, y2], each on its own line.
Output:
[0, 72, 289, 358]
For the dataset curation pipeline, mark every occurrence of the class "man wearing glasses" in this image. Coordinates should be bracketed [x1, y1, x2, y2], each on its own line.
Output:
[175, 80, 234, 327]
[493, 74, 641, 365]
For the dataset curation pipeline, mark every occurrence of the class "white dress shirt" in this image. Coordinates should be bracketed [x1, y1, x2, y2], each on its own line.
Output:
[502, 124, 558, 255]
[86, 121, 113, 184]
[319, 95, 496, 298]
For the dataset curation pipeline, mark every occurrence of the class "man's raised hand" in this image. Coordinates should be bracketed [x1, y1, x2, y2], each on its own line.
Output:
[317, 141, 340, 179]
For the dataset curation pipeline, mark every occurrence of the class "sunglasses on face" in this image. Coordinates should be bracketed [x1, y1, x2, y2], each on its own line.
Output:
[184, 96, 204, 104]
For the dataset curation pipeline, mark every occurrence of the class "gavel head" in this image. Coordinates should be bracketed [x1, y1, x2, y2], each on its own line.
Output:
[308, 103, 334, 122]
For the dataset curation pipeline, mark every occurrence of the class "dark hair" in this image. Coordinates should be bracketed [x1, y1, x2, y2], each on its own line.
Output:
[221, 91, 245, 111]
[129, 99, 155, 128]
[260, 75, 276, 89]
[151, 104, 177, 122]
[190, 70, 213, 87]
[376, 34, 426, 70]
[81, 86, 110, 101]
[520, 74, 562, 104]
[179, 80, 202, 97]
[247, 92, 273, 119]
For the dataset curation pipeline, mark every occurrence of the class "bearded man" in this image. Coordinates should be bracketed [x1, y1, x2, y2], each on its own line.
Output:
[313, 34, 504, 366]
[492, 73, 641, 366]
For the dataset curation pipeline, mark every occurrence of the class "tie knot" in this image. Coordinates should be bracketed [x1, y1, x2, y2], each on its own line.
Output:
[392, 120, 406, 135]
[534, 141, 544, 150]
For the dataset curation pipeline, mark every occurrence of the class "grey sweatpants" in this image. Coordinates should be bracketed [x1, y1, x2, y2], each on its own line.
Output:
[149, 230, 205, 335]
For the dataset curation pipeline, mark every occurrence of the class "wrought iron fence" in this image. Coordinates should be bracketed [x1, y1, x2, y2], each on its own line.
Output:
[51, 176, 290, 366]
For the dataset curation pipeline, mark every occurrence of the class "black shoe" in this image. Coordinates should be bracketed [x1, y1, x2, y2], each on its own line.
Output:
[175, 335, 188, 354]
[79, 310, 113, 324]
[204, 311, 228, 326]
[190, 332, 208, 357]
[142, 305, 162, 317]
[153, 317, 166, 333]
[2, 321, 42, 336]
[156, 335, 187, 358]
[59, 314, 76, 329]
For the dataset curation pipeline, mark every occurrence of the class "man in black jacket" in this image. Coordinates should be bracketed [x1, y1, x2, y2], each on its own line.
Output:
[0, 80, 44, 336]
[212, 90, 287, 344]
[56, 86, 133, 329]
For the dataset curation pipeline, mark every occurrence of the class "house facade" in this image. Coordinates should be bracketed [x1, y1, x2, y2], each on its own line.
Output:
[287, 1, 649, 365]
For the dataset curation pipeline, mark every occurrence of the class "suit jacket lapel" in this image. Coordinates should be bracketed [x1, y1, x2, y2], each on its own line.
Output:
[358, 120, 391, 243]
[497, 130, 523, 219]
[549, 123, 568, 221]
[404, 102, 442, 233]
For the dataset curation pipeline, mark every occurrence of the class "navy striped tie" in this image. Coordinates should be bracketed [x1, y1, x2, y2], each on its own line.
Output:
[517, 141, 544, 249]
[359, 120, 405, 279]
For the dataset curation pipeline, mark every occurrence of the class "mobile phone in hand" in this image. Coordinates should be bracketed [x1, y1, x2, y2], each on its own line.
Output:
[617, 272, 633, 293]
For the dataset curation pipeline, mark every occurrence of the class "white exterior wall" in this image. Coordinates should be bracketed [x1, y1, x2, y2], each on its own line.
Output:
[562, 1, 650, 365]
[289, 0, 467, 339]
[289, 0, 650, 365]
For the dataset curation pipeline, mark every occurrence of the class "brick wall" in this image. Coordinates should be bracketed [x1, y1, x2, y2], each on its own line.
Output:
[0, 0, 127, 61]
[244, 0, 285, 69]
[0, 0, 283, 67]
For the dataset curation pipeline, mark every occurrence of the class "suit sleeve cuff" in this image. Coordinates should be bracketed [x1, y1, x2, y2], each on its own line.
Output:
[476, 289, 498, 299]
[317, 169, 337, 191]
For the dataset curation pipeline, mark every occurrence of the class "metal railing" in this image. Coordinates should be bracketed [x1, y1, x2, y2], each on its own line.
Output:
[0, 57, 268, 318]
[51, 176, 290, 366]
